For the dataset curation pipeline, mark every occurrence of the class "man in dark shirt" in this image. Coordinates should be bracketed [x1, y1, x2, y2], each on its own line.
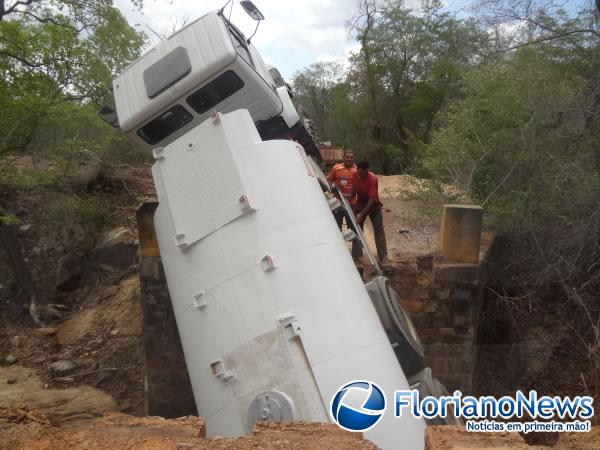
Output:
[352, 161, 388, 262]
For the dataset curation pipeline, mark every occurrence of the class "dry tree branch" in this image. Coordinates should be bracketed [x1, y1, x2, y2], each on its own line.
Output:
[1, 0, 37, 20]
[19, 10, 80, 32]
[54, 364, 137, 381]
[145, 24, 165, 41]
[499, 28, 599, 52]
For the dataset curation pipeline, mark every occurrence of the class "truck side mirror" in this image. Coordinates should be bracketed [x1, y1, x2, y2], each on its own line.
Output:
[240, 1, 265, 21]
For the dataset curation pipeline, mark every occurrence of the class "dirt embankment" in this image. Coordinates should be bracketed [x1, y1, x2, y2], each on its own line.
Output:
[3, 410, 599, 450]
[2, 165, 598, 449]
[1, 162, 153, 420]
[1, 408, 378, 450]
[426, 425, 600, 449]
[0, 161, 380, 449]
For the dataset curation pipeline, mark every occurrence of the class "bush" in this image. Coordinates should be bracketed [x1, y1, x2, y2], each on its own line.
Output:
[0, 214, 20, 225]
[424, 46, 599, 232]
[42, 192, 112, 236]
[0, 165, 59, 192]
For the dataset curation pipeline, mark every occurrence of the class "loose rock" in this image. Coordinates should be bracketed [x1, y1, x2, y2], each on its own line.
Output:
[55, 252, 85, 292]
[6, 355, 18, 364]
[118, 399, 132, 411]
[58, 377, 75, 383]
[36, 327, 58, 336]
[101, 285, 119, 299]
[94, 227, 136, 270]
[50, 360, 76, 375]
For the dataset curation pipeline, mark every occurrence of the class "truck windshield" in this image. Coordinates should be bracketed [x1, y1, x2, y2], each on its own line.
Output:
[137, 105, 193, 145]
[224, 19, 254, 67]
[186, 70, 244, 114]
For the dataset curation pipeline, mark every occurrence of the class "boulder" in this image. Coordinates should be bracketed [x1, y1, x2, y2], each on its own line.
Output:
[55, 252, 85, 292]
[0, 365, 116, 422]
[94, 227, 137, 270]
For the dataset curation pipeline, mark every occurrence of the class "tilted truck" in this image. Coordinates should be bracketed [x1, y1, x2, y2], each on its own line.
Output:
[103, 2, 456, 448]
[101, 2, 319, 161]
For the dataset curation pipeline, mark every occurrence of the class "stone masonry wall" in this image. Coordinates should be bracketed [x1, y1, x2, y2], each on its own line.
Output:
[385, 254, 486, 394]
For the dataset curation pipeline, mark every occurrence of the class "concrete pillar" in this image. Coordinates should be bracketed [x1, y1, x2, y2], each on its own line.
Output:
[136, 202, 197, 418]
[440, 205, 484, 264]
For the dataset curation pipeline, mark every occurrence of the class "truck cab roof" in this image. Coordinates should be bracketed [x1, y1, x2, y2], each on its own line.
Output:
[113, 10, 281, 149]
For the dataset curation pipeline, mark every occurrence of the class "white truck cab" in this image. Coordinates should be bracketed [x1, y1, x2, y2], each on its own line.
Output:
[110, 9, 319, 159]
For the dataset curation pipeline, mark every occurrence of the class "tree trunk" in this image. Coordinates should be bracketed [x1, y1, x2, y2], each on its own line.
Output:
[0, 221, 45, 325]
[359, 1, 382, 140]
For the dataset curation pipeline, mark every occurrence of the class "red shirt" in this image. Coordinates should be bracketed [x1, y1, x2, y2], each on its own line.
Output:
[353, 171, 382, 210]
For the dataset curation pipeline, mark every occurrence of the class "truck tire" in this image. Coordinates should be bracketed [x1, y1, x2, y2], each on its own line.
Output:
[365, 276, 425, 377]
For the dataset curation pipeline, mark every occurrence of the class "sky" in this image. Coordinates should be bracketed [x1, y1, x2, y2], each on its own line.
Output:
[112, 0, 591, 80]
[111, 0, 416, 79]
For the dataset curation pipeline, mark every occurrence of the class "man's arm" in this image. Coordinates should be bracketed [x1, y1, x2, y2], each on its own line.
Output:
[356, 177, 378, 224]
[356, 199, 375, 225]
[326, 165, 337, 185]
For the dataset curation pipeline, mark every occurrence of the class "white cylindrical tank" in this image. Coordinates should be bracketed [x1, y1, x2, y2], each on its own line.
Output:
[152, 109, 425, 449]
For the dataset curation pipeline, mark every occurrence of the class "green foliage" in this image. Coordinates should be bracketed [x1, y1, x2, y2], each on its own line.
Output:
[0, 165, 59, 191]
[0, 3, 146, 164]
[0, 2, 147, 242]
[24, 102, 150, 165]
[327, 82, 359, 147]
[43, 192, 112, 234]
[77, 6, 146, 105]
[292, 61, 345, 140]
[292, 1, 490, 173]
[383, 145, 406, 174]
[425, 44, 600, 232]
[0, 214, 21, 225]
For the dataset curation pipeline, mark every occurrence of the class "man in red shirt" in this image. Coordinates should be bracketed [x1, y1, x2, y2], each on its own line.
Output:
[327, 149, 357, 230]
[352, 160, 388, 262]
